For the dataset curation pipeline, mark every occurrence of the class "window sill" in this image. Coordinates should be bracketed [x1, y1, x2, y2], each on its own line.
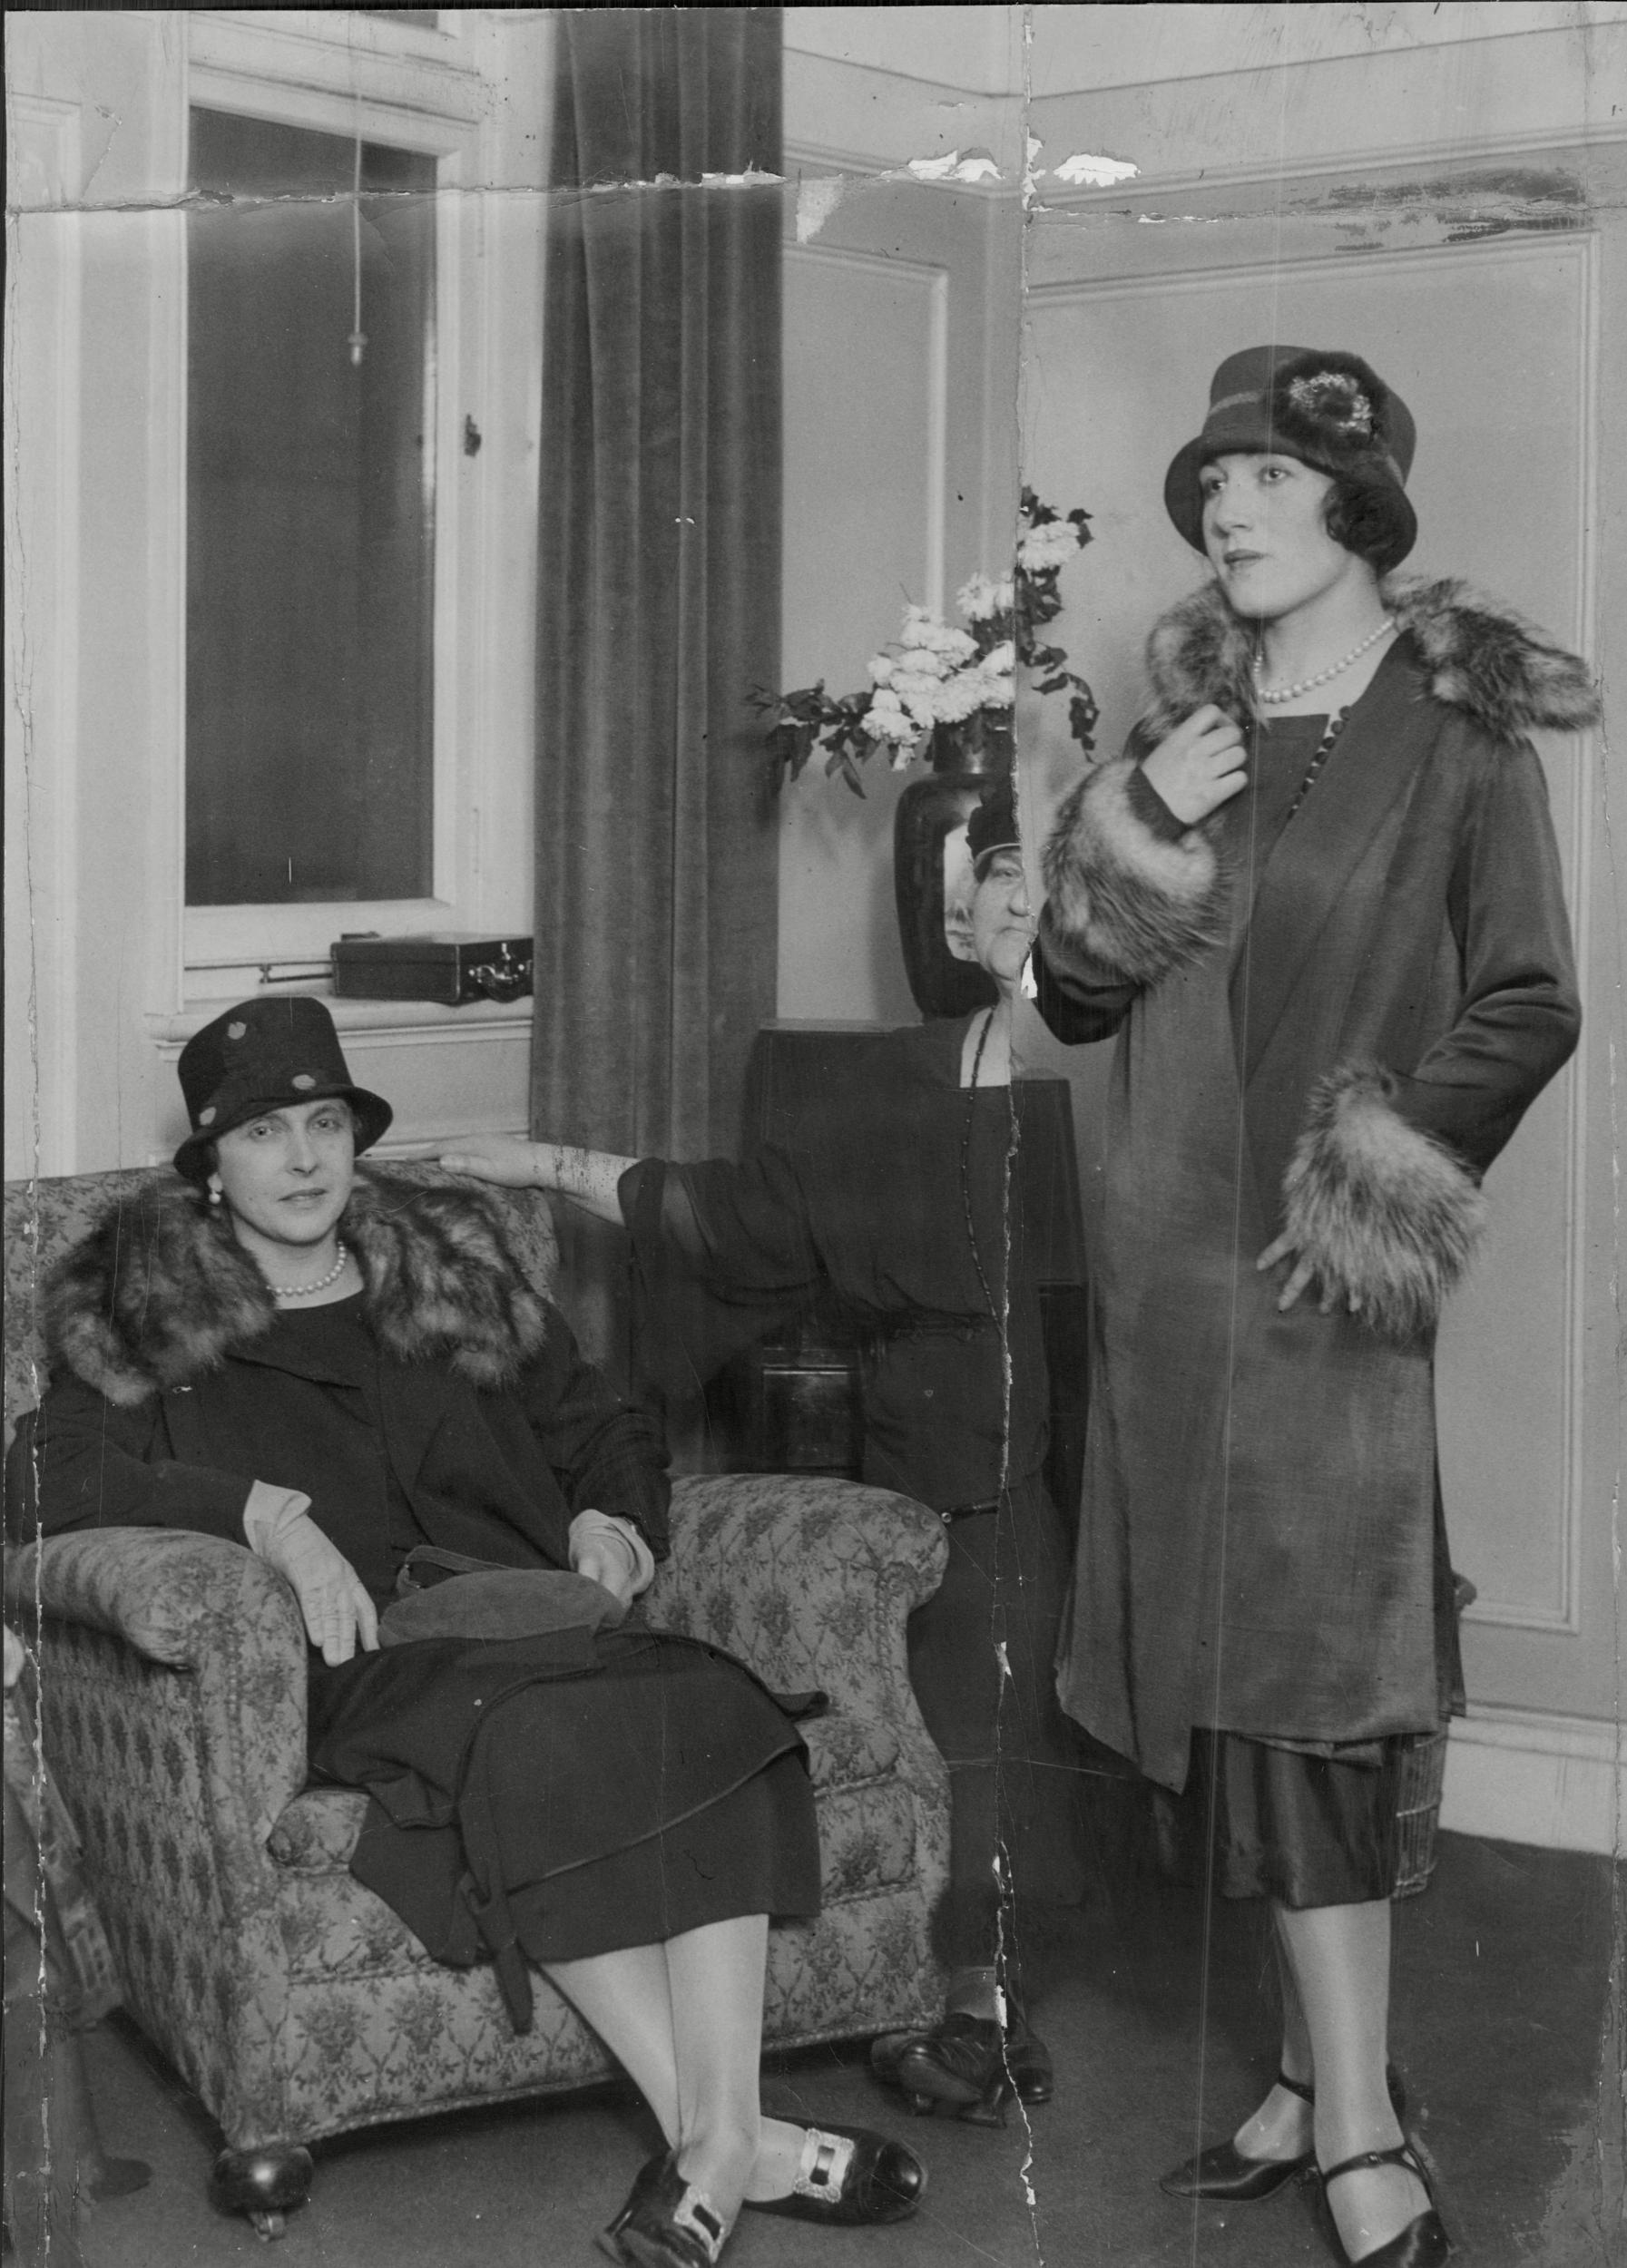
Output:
[148, 993, 533, 1047]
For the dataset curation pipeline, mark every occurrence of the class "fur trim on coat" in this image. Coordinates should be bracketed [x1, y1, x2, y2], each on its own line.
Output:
[46, 1172, 553, 1408]
[1041, 572, 1598, 987]
[1137, 572, 1602, 749]
[1280, 1063, 1488, 1342]
[1040, 759, 1228, 985]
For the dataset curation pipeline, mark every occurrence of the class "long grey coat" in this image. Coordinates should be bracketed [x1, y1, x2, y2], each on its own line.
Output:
[1034, 577, 1593, 1793]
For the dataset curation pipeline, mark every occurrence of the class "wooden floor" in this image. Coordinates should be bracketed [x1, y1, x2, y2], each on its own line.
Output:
[47, 1831, 1627, 2266]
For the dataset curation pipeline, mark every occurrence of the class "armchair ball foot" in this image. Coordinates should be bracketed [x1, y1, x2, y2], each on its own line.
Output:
[212, 2145, 313, 2238]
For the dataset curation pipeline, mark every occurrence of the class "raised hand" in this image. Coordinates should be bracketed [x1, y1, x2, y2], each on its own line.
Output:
[1141, 703, 1249, 826]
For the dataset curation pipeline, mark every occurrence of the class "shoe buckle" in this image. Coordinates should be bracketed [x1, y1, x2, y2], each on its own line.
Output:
[673, 2186, 725, 2259]
[792, 2128, 854, 2200]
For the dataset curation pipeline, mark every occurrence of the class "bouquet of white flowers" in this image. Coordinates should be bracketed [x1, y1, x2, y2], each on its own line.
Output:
[761, 489, 1096, 795]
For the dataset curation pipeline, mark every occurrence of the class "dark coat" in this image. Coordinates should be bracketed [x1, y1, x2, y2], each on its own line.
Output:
[1034, 576, 1593, 1792]
[7, 1171, 670, 1573]
[6, 1177, 827, 2010]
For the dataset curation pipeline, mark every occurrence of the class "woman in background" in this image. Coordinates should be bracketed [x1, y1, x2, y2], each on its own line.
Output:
[1031, 346, 1592, 2265]
[445, 785, 1088, 2129]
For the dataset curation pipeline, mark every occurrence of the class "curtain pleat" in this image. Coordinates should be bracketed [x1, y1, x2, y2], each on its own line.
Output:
[533, 8, 783, 1164]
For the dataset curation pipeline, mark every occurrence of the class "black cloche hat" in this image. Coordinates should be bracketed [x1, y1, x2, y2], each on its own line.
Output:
[173, 995, 392, 1183]
[1163, 344, 1417, 564]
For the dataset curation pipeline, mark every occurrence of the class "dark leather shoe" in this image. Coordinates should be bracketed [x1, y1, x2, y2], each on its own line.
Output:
[894, 2014, 1018, 2125]
[599, 2151, 727, 2268]
[1005, 2022, 1055, 2105]
[1160, 2070, 1315, 2201]
[1159, 2067, 1410, 2204]
[876, 2013, 1054, 2116]
[869, 2027, 936, 2088]
[1319, 2142, 1451, 2266]
[745, 2125, 926, 2225]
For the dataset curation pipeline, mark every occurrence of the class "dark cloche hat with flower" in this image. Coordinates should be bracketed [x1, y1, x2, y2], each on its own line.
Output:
[1163, 345, 1418, 567]
[173, 995, 392, 1183]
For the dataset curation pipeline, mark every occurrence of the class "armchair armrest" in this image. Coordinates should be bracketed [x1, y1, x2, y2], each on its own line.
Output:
[5, 1528, 310, 1850]
[8, 1529, 293, 1667]
[650, 1475, 947, 1725]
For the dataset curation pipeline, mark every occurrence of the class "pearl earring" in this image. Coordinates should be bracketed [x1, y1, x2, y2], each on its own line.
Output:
[208, 1185, 222, 1207]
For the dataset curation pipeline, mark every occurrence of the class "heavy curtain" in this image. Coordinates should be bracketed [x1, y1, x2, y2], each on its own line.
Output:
[533, 7, 784, 1163]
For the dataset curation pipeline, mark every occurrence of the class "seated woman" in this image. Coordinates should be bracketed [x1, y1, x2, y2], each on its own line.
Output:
[443, 785, 1088, 2127]
[6, 996, 926, 2268]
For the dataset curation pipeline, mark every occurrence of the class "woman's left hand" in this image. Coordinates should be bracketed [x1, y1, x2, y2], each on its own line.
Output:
[1256, 1233, 1361, 1316]
[571, 1531, 639, 1608]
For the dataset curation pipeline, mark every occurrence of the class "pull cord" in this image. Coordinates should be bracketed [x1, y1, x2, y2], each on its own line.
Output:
[348, 135, 368, 367]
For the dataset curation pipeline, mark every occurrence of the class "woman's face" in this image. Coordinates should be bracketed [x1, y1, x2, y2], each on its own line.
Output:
[965, 847, 1036, 987]
[1200, 451, 1369, 621]
[209, 1098, 356, 1264]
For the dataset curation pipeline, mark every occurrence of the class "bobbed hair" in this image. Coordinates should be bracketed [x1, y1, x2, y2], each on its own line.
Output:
[1320, 464, 1416, 578]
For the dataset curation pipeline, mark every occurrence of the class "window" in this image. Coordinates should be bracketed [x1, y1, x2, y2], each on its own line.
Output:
[187, 109, 436, 909]
[170, 12, 542, 1002]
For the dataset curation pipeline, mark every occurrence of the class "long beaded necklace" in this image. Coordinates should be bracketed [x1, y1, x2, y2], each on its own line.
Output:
[267, 1241, 351, 1300]
[1282, 707, 1351, 825]
[1253, 616, 1394, 704]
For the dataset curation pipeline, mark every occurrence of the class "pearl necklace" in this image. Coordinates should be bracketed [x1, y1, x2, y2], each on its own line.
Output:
[268, 1242, 351, 1300]
[1253, 617, 1395, 704]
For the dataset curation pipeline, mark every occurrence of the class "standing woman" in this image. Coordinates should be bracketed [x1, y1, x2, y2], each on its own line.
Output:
[1032, 347, 1593, 2266]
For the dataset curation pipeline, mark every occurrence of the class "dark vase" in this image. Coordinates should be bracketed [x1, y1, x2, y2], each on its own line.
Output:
[892, 718, 1012, 1018]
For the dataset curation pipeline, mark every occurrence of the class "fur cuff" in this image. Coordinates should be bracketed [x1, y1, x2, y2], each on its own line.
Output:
[1281, 1064, 1487, 1341]
[1041, 759, 1227, 985]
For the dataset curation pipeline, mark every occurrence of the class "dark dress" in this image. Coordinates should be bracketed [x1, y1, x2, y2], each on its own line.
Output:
[620, 1016, 1084, 1973]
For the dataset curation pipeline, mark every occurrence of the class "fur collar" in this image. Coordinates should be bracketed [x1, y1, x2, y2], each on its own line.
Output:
[1139, 574, 1601, 748]
[47, 1171, 552, 1408]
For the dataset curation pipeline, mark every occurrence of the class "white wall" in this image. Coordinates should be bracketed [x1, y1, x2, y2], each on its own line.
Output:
[777, 180, 1022, 1025]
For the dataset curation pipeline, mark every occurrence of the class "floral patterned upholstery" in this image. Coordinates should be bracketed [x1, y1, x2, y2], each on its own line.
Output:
[2, 1170, 950, 2158]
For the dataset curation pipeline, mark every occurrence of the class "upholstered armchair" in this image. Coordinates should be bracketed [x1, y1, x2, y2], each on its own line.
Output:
[2, 1169, 949, 2234]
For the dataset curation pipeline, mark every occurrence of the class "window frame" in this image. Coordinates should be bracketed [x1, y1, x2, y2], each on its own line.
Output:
[181, 12, 505, 993]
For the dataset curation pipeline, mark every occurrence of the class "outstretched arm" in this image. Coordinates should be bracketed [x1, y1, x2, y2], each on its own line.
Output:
[437, 1136, 636, 1226]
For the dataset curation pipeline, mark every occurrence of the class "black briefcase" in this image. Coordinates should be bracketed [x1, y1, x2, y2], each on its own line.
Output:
[330, 933, 534, 1006]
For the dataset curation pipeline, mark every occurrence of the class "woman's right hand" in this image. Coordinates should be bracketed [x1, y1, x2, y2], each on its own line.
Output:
[243, 1481, 378, 1665]
[1140, 704, 1249, 826]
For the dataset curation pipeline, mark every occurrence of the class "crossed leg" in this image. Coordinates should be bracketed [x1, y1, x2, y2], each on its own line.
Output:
[543, 1915, 814, 2229]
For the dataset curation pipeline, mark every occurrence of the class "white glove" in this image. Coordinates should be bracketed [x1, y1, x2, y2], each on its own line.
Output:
[568, 1510, 652, 1608]
[243, 1481, 379, 1667]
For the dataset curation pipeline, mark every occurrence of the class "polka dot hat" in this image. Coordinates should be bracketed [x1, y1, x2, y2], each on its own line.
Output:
[172, 995, 393, 1182]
